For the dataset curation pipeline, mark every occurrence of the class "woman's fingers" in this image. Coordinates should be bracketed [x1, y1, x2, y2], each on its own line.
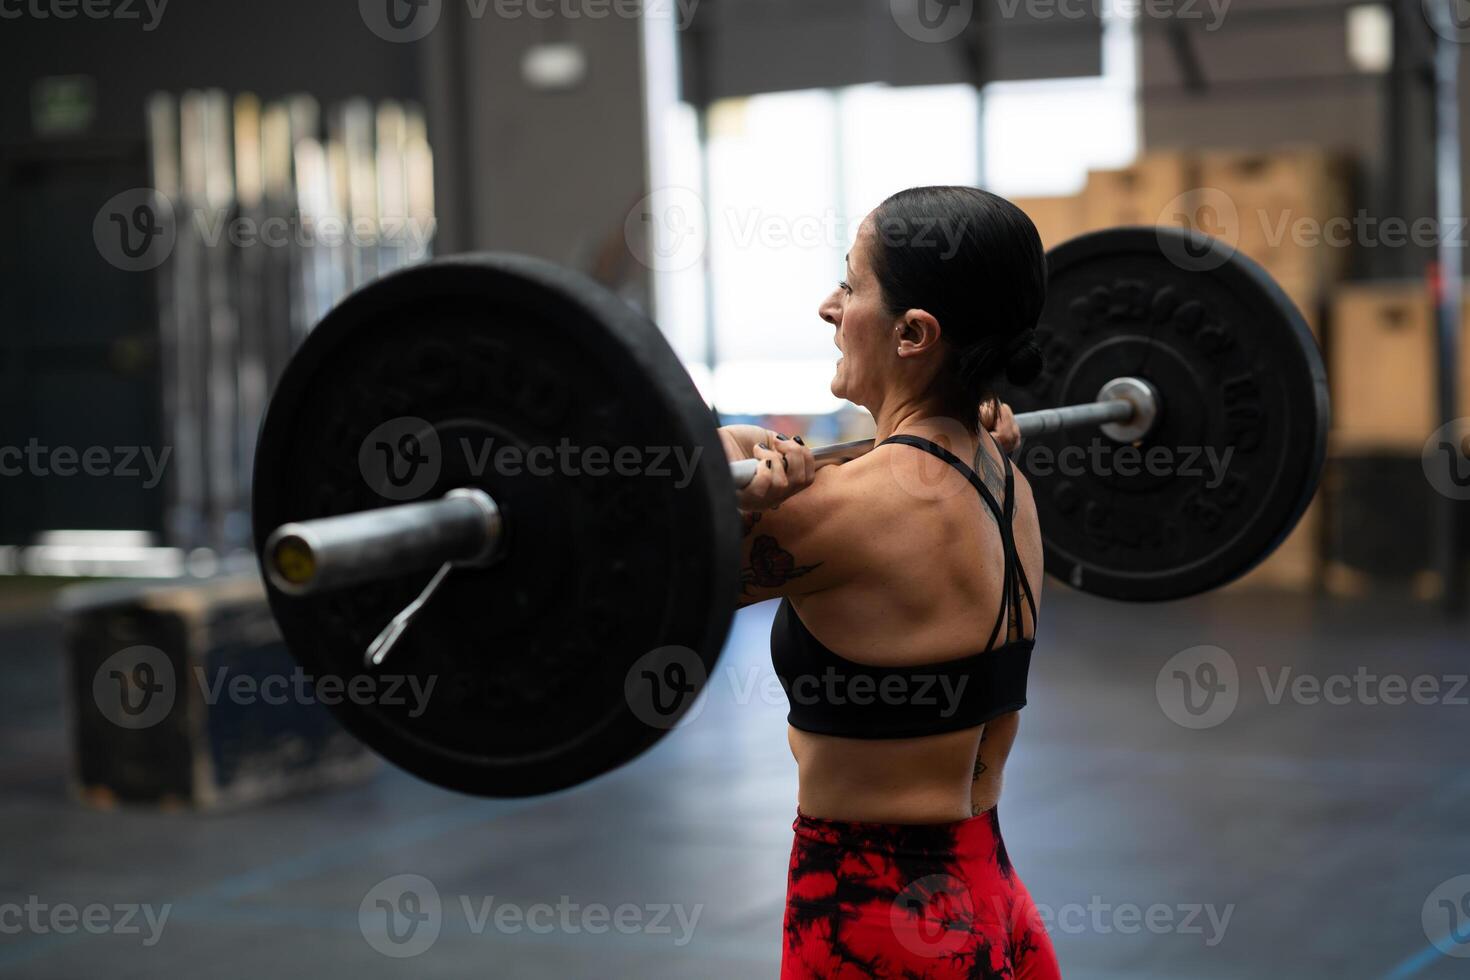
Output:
[979, 399, 998, 433]
[735, 432, 815, 511]
[989, 402, 1023, 455]
[754, 441, 789, 495]
[772, 433, 814, 488]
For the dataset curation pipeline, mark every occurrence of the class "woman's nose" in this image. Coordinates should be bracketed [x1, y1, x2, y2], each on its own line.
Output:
[818, 295, 839, 326]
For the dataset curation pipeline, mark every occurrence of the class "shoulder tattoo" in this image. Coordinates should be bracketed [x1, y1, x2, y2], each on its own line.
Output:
[741, 535, 821, 594]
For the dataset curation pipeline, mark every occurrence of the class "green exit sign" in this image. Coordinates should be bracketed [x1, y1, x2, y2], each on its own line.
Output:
[32, 75, 97, 137]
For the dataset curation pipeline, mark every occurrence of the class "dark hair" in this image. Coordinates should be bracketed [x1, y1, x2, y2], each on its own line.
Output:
[866, 186, 1046, 430]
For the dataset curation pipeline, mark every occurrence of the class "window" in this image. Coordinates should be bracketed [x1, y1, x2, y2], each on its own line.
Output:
[642, 12, 1137, 416]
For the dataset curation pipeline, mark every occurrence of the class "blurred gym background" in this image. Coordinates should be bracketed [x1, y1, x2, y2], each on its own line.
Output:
[1, 1, 1468, 978]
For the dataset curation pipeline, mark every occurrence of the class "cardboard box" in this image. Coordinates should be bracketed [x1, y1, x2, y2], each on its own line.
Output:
[1224, 495, 1321, 592]
[1197, 147, 1353, 286]
[1272, 273, 1323, 338]
[1011, 195, 1083, 250]
[1080, 152, 1197, 232]
[1329, 281, 1470, 452]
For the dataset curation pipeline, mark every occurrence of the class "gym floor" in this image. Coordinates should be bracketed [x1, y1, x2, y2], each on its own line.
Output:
[0, 586, 1465, 979]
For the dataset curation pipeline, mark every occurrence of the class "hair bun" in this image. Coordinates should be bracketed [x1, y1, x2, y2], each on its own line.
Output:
[1003, 331, 1044, 387]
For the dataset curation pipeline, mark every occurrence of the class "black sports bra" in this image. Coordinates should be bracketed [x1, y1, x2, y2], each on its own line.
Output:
[770, 433, 1037, 740]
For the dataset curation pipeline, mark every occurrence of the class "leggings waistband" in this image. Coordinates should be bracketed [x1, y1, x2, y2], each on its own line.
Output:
[792, 807, 1004, 866]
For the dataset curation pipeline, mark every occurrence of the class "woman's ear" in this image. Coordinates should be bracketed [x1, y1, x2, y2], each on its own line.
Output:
[895, 309, 942, 358]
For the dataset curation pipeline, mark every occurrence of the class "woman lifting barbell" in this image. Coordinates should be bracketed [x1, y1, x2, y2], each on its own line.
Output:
[253, 155, 1328, 978]
[719, 186, 1062, 980]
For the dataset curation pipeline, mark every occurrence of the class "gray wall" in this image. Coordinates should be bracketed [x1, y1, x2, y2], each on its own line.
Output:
[424, 3, 653, 308]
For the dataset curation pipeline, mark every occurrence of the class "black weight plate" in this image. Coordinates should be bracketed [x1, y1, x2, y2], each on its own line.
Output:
[1005, 227, 1330, 601]
[252, 254, 739, 796]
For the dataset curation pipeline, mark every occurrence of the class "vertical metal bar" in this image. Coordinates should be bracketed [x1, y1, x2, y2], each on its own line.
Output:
[376, 101, 409, 278]
[403, 104, 437, 262]
[175, 91, 208, 549]
[259, 100, 296, 382]
[200, 89, 241, 551]
[831, 87, 849, 263]
[234, 93, 269, 552]
[1384, 0, 1410, 278]
[694, 104, 718, 379]
[1430, 1, 1465, 612]
[145, 92, 190, 549]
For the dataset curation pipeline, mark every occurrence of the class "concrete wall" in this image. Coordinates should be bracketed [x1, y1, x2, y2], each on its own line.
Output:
[423, 2, 653, 308]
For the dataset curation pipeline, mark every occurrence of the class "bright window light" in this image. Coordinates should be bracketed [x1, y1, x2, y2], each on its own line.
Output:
[642, 15, 1139, 417]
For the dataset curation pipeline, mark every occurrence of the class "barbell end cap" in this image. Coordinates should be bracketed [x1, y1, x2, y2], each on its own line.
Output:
[445, 488, 504, 567]
[264, 523, 322, 596]
[1096, 376, 1161, 443]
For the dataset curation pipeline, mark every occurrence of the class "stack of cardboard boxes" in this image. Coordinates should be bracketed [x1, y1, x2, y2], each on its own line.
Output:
[1192, 149, 1350, 590]
[1014, 146, 1352, 335]
[1325, 284, 1470, 597]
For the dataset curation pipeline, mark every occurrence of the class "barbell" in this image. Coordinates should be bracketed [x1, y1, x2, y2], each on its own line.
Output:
[251, 227, 1329, 798]
[261, 376, 1156, 600]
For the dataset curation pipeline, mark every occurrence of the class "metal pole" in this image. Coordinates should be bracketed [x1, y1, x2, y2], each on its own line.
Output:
[694, 104, 718, 379]
[728, 394, 1138, 488]
[1430, 1, 1465, 613]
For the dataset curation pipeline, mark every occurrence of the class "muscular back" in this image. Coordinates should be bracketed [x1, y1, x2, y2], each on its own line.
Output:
[740, 430, 1043, 824]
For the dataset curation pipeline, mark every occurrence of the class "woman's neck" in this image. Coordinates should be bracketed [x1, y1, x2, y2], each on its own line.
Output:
[870, 393, 975, 446]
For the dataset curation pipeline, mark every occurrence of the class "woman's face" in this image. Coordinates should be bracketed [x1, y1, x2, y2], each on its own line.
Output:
[819, 219, 896, 407]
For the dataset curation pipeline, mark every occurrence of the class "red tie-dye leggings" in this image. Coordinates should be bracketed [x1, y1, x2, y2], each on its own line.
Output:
[781, 807, 1062, 979]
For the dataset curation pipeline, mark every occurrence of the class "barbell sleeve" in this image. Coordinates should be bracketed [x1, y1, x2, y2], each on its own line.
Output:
[1014, 396, 1137, 438]
[265, 377, 1158, 596]
[263, 488, 502, 596]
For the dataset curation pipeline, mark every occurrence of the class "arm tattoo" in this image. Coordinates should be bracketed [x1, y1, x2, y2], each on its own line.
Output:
[740, 535, 821, 595]
[973, 756, 988, 780]
[740, 512, 762, 537]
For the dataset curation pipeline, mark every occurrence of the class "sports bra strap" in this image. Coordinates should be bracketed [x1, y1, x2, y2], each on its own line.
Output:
[878, 434, 1005, 522]
[877, 432, 1038, 646]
